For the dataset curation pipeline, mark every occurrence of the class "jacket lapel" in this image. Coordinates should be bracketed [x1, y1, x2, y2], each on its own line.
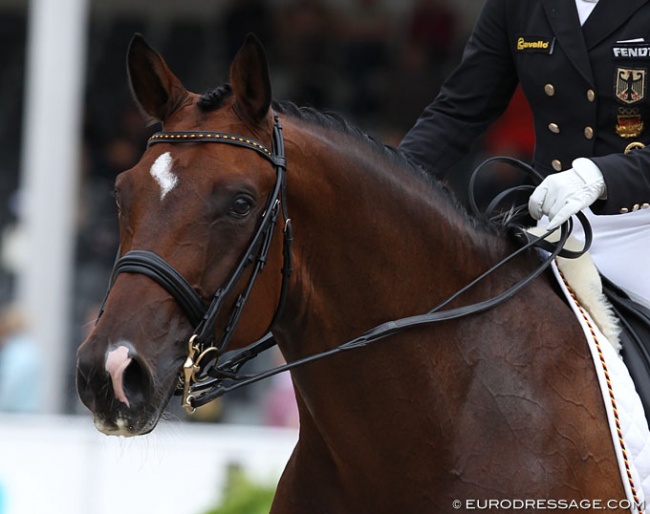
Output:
[582, 0, 650, 49]
[542, 0, 593, 85]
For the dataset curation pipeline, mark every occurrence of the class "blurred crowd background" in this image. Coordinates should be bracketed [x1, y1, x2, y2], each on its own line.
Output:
[0, 0, 534, 424]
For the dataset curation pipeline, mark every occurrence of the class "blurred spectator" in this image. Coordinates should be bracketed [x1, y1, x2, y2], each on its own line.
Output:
[77, 104, 146, 268]
[85, 104, 150, 183]
[384, 40, 443, 135]
[116, 104, 151, 150]
[339, 0, 392, 120]
[274, 0, 336, 109]
[405, 0, 459, 66]
[0, 190, 24, 279]
[0, 304, 42, 413]
[222, 0, 274, 59]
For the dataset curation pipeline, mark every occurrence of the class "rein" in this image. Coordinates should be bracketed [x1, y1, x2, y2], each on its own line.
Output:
[102, 117, 592, 412]
[192, 215, 591, 405]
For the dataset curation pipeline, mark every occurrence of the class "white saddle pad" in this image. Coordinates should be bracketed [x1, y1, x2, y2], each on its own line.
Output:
[552, 260, 650, 512]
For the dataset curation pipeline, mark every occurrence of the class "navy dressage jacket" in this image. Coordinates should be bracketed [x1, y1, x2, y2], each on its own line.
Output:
[399, 0, 650, 215]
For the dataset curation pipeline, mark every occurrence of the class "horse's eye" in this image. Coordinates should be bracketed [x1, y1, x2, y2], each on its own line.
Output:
[230, 196, 253, 218]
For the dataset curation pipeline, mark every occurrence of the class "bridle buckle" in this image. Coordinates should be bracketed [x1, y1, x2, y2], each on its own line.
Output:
[181, 335, 201, 413]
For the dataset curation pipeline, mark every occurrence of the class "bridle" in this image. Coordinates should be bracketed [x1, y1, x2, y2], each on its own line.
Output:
[101, 114, 293, 412]
[101, 115, 593, 414]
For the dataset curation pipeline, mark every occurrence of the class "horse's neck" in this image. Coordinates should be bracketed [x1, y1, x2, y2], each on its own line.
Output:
[278, 126, 510, 433]
[283, 127, 502, 339]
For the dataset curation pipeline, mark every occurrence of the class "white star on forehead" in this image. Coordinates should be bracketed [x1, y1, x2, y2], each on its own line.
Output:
[149, 151, 178, 200]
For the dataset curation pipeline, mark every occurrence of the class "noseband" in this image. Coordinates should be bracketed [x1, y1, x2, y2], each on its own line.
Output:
[102, 114, 292, 412]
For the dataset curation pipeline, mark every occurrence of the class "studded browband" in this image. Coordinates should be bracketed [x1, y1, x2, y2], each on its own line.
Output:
[148, 131, 276, 163]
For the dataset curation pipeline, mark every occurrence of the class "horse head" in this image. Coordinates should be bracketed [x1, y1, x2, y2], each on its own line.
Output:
[76, 34, 286, 435]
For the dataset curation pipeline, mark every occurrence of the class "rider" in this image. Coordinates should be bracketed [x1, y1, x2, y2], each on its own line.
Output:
[398, 0, 650, 311]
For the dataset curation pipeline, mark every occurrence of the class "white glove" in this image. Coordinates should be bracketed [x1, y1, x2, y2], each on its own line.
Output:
[528, 158, 606, 230]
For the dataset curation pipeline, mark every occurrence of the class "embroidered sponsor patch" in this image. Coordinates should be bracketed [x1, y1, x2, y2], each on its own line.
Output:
[615, 67, 647, 104]
[613, 42, 650, 59]
[515, 35, 555, 54]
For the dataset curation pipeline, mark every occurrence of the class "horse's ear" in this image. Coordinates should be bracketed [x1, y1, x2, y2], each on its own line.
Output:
[127, 34, 188, 122]
[230, 34, 272, 125]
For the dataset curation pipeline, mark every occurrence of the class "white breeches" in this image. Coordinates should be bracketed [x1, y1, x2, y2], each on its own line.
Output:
[562, 208, 650, 310]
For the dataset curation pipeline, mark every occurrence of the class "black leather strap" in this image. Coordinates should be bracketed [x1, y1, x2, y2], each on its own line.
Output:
[110, 250, 206, 326]
[188, 218, 573, 406]
[468, 155, 593, 260]
[602, 277, 650, 428]
[148, 131, 275, 163]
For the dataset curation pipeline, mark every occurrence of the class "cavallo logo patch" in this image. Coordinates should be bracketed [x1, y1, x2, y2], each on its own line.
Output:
[516, 35, 555, 54]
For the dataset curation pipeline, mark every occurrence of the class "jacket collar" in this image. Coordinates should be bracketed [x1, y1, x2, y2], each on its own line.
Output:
[582, 0, 649, 49]
[542, 0, 650, 84]
[542, 0, 593, 84]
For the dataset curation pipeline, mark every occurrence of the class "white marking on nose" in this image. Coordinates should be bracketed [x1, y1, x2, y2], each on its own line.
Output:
[105, 345, 132, 408]
[150, 151, 178, 200]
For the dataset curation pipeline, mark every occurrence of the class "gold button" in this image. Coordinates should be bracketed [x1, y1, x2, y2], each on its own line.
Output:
[633, 204, 641, 211]
[548, 123, 560, 133]
[544, 84, 556, 96]
[552, 159, 562, 171]
[620, 207, 630, 213]
[587, 89, 596, 102]
[584, 127, 594, 139]
[642, 203, 650, 209]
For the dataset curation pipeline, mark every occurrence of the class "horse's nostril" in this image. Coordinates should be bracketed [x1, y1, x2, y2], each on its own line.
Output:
[77, 343, 156, 414]
[104, 345, 154, 409]
[122, 357, 151, 408]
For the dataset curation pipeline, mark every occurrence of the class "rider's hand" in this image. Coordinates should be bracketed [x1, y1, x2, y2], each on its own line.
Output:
[528, 158, 606, 230]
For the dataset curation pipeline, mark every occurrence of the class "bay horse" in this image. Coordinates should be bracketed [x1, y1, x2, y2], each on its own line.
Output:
[76, 34, 628, 512]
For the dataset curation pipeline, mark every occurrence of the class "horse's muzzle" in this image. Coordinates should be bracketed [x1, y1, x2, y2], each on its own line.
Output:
[76, 341, 156, 435]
